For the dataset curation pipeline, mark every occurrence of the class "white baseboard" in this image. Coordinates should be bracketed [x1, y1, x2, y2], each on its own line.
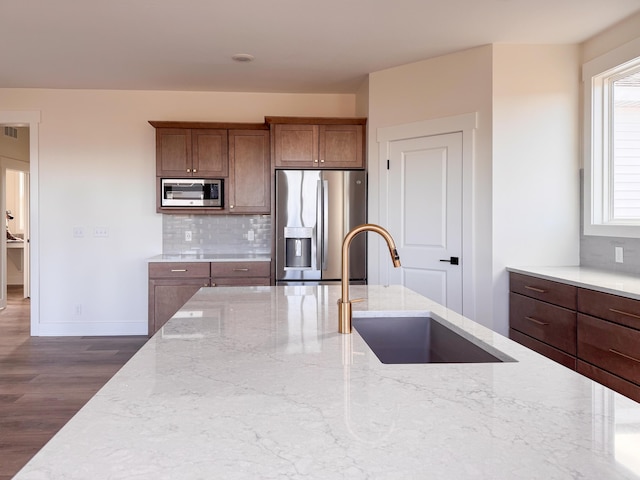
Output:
[36, 322, 148, 336]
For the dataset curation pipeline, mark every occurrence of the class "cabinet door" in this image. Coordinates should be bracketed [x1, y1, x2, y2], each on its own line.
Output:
[192, 129, 228, 177]
[228, 130, 270, 214]
[319, 124, 364, 168]
[156, 128, 192, 177]
[148, 278, 210, 335]
[273, 124, 318, 167]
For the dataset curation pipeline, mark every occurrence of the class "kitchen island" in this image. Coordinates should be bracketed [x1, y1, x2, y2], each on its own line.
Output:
[14, 285, 640, 479]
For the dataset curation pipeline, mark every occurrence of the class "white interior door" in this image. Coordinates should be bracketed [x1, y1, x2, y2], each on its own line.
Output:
[387, 132, 463, 313]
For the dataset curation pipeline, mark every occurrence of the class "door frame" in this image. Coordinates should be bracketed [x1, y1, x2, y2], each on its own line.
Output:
[0, 111, 40, 334]
[377, 112, 477, 317]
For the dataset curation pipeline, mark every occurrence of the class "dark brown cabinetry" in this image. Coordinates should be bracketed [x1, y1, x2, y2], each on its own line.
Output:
[148, 261, 271, 336]
[267, 117, 366, 169]
[150, 121, 270, 214]
[148, 262, 211, 335]
[509, 273, 577, 370]
[155, 128, 228, 177]
[576, 288, 640, 402]
[228, 130, 270, 214]
[509, 272, 640, 402]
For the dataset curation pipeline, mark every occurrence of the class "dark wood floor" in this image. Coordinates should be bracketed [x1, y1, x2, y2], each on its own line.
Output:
[0, 286, 148, 479]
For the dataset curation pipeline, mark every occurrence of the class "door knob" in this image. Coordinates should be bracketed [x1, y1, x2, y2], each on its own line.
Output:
[439, 256, 459, 265]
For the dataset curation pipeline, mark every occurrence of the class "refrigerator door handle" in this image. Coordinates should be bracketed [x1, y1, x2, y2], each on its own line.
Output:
[322, 179, 329, 270]
[316, 179, 323, 270]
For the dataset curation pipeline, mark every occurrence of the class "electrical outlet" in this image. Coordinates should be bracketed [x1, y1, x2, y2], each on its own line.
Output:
[74, 304, 82, 316]
[615, 246, 624, 263]
[93, 226, 109, 237]
[185, 231, 192, 242]
[73, 226, 84, 238]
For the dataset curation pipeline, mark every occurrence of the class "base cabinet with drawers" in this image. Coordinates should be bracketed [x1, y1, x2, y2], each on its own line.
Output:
[509, 272, 640, 402]
[148, 261, 271, 336]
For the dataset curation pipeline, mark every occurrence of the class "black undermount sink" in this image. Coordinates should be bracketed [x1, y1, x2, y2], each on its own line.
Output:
[352, 315, 509, 364]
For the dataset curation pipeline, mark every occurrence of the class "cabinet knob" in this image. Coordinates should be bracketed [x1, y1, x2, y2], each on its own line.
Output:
[320, 159, 325, 163]
[187, 168, 191, 173]
[193, 169, 197, 173]
[230, 205, 234, 209]
[314, 159, 318, 163]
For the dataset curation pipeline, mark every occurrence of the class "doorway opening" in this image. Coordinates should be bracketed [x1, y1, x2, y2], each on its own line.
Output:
[0, 110, 39, 335]
[4, 167, 30, 299]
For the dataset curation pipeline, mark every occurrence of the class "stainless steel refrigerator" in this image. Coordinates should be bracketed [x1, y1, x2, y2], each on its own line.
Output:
[275, 170, 367, 285]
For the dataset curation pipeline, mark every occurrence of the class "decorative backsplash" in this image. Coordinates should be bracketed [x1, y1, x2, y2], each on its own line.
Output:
[162, 214, 271, 255]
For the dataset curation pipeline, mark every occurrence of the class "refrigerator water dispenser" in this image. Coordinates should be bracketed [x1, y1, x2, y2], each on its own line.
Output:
[284, 227, 312, 269]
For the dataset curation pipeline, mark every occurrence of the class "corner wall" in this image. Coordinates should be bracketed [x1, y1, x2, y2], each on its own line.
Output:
[367, 45, 494, 328]
[492, 45, 581, 335]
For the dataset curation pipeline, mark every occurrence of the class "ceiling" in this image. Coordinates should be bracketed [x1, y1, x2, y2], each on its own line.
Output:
[1, 0, 639, 94]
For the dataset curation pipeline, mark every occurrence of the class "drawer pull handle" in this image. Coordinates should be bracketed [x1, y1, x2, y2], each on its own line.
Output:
[170, 269, 187, 272]
[609, 349, 640, 364]
[233, 268, 250, 272]
[608, 308, 640, 320]
[524, 286, 546, 294]
[525, 316, 549, 326]
[211, 283, 217, 287]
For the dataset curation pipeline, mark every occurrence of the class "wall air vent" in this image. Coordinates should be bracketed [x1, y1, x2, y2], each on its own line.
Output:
[4, 126, 18, 139]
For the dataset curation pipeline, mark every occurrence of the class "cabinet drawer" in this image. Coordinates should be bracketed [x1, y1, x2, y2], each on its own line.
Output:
[210, 261, 270, 278]
[577, 313, 640, 386]
[149, 262, 210, 279]
[576, 360, 640, 403]
[509, 273, 576, 309]
[578, 288, 640, 330]
[213, 277, 271, 287]
[509, 329, 576, 370]
[509, 292, 576, 354]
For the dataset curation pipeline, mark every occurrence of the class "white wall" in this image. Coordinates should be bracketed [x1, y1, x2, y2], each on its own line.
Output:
[367, 46, 494, 327]
[492, 45, 581, 335]
[367, 44, 582, 335]
[0, 89, 356, 335]
[582, 10, 640, 64]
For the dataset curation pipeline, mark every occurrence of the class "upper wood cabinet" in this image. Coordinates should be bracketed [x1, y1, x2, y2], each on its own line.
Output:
[228, 130, 270, 214]
[150, 121, 271, 214]
[155, 128, 228, 177]
[267, 117, 366, 169]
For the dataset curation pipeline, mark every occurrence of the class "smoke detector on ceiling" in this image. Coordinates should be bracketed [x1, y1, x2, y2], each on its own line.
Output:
[232, 53, 255, 63]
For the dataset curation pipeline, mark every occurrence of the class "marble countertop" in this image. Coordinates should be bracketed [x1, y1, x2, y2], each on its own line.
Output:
[148, 253, 271, 263]
[14, 285, 640, 479]
[507, 265, 640, 301]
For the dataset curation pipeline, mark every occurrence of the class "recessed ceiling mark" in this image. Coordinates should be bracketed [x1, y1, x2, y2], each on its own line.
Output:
[232, 54, 255, 63]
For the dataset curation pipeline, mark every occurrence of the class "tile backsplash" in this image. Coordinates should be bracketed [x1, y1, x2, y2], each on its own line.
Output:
[163, 214, 271, 255]
[579, 169, 640, 274]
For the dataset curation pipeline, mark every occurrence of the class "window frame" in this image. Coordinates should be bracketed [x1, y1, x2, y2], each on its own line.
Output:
[583, 37, 640, 238]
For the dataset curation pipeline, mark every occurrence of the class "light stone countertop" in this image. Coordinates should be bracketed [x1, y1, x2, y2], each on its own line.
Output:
[507, 265, 640, 300]
[14, 285, 640, 479]
[148, 253, 271, 263]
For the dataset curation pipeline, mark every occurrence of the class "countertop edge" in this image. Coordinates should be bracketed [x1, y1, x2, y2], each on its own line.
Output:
[507, 265, 640, 301]
[148, 254, 271, 263]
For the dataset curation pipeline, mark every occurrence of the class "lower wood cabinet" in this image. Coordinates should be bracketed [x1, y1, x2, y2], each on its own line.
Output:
[148, 261, 270, 336]
[509, 272, 640, 402]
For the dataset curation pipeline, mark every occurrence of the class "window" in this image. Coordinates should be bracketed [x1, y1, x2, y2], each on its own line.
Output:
[584, 38, 640, 237]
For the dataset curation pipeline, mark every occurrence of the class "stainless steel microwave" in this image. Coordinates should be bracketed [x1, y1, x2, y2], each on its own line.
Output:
[161, 178, 224, 208]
